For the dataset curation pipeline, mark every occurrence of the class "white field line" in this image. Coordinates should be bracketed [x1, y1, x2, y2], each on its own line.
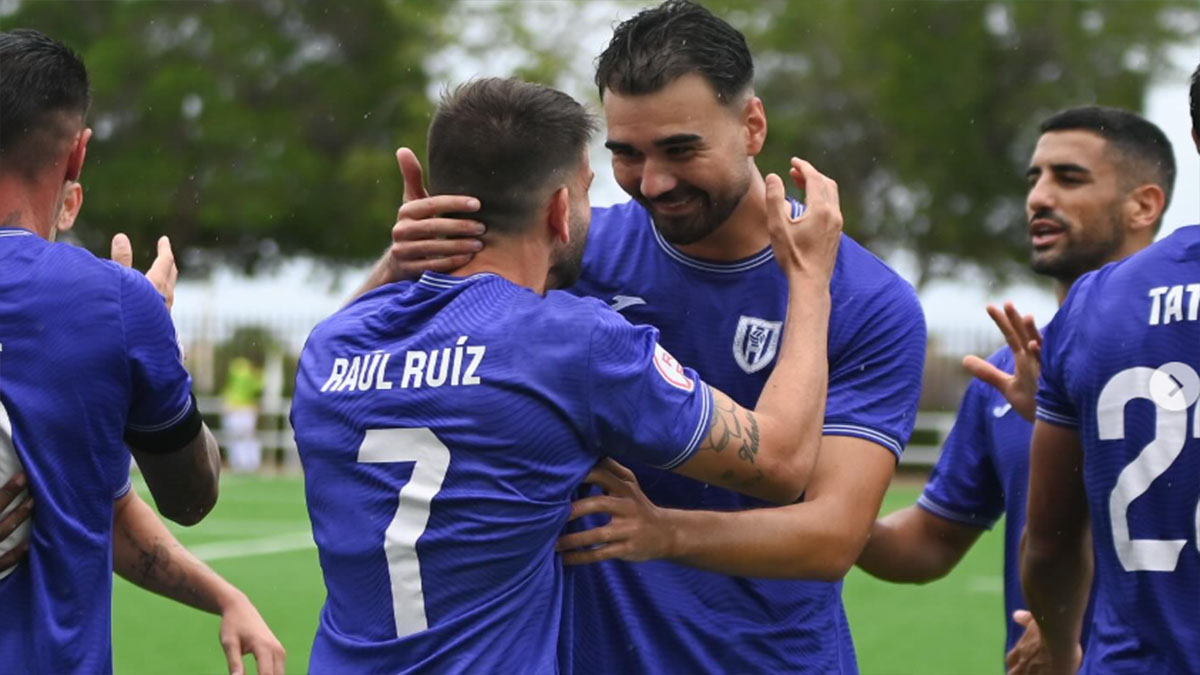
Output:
[190, 531, 315, 562]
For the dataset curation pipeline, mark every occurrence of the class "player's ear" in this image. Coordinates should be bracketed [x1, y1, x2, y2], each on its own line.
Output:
[64, 128, 92, 182]
[1124, 182, 1166, 235]
[56, 181, 83, 233]
[547, 186, 570, 245]
[741, 95, 766, 157]
[1192, 127, 1199, 155]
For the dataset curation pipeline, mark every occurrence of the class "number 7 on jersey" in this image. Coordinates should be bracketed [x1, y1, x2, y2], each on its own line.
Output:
[357, 427, 450, 638]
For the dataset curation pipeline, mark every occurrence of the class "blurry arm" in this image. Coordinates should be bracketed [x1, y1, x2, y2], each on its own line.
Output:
[1020, 421, 1089, 674]
[112, 489, 284, 675]
[130, 423, 221, 526]
[856, 505, 985, 582]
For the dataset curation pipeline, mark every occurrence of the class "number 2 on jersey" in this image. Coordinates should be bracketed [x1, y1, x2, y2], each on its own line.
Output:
[1100, 363, 1200, 572]
[357, 427, 450, 637]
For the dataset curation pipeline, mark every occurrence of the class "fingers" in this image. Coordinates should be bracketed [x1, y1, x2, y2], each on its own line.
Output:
[221, 634, 243, 675]
[0, 497, 32, 541]
[789, 157, 841, 210]
[561, 543, 628, 566]
[110, 233, 133, 267]
[597, 457, 637, 483]
[0, 540, 29, 571]
[396, 195, 481, 224]
[250, 641, 284, 675]
[581, 466, 631, 496]
[390, 237, 483, 261]
[986, 304, 1026, 356]
[565, 495, 622, 522]
[1023, 315, 1043, 347]
[396, 148, 428, 204]
[0, 473, 26, 509]
[1013, 609, 1033, 626]
[1002, 302, 1033, 352]
[556, 522, 621, 552]
[962, 354, 1012, 392]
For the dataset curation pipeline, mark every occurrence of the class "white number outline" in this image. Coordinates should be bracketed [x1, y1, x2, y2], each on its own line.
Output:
[1100, 366, 1191, 571]
[356, 427, 450, 638]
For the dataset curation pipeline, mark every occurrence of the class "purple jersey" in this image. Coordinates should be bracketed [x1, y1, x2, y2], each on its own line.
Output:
[0, 228, 197, 673]
[1037, 224, 1200, 673]
[292, 272, 713, 673]
[565, 200, 926, 673]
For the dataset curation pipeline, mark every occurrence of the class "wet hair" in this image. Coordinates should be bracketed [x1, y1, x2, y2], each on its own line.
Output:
[594, 0, 753, 105]
[0, 29, 91, 180]
[427, 78, 596, 234]
[1040, 105, 1176, 226]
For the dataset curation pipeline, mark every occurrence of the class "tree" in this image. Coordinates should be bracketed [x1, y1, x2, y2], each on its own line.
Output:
[5, 0, 452, 270]
[713, 0, 1198, 285]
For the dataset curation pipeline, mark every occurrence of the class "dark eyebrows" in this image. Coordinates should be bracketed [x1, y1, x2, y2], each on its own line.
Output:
[1025, 163, 1092, 179]
[604, 140, 633, 152]
[653, 133, 702, 148]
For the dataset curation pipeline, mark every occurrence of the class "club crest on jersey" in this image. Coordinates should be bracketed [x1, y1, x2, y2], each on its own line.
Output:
[653, 343, 694, 392]
[732, 315, 782, 374]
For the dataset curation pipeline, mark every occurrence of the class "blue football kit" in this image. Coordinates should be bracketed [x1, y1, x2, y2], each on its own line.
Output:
[565, 200, 926, 673]
[920, 346, 1094, 660]
[1037, 224, 1200, 673]
[291, 271, 714, 673]
[0, 227, 199, 673]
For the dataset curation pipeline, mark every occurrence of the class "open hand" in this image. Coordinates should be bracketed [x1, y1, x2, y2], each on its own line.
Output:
[556, 459, 673, 565]
[963, 302, 1042, 421]
[219, 593, 286, 675]
[111, 234, 178, 310]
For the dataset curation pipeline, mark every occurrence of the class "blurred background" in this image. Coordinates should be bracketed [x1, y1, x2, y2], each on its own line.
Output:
[3, 1, 1198, 670]
[6, 0, 1197, 463]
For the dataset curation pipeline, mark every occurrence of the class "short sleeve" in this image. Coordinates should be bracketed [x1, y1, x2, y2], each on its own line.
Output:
[1035, 282, 1088, 429]
[118, 268, 200, 449]
[586, 308, 713, 471]
[823, 281, 927, 460]
[918, 374, 1005, 529]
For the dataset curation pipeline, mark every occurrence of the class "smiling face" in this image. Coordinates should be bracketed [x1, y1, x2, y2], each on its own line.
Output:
[1025, 130, 1128, 282]
[602, 73, 755, 246]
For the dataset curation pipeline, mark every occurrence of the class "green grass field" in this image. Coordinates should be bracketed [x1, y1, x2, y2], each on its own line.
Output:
[113, 474, 1005, 674]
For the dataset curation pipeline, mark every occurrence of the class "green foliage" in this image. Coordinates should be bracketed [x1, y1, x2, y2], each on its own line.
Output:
[711, 0, 1199, 285]
[4, 0, 451, 270]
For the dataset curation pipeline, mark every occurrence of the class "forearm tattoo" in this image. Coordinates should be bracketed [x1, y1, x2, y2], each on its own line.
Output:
[121, 523, 204, 609]
[700, 395, 764, 489]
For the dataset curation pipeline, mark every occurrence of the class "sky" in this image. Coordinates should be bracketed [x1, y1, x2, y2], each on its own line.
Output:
[171, 6, 1199, 349]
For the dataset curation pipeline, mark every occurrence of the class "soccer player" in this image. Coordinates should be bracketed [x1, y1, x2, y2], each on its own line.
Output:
[855, 106, 1176, 664]
[292, 76, 845, 673]
[358, 2, 926, 671]
[1019, 62, 1200, 675]
[0, 29, 283, 674]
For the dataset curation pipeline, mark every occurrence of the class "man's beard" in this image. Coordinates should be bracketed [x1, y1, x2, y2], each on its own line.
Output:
[1029, 206, 1126, 283]
[546, 206, 589, 290]
[640, 173, 752, 247]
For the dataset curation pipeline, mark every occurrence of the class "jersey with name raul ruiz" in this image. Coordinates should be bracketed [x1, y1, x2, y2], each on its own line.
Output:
[565, 200, 926, 674]
[1037, 224, 1200, 674]
[291, 271, 713, 674]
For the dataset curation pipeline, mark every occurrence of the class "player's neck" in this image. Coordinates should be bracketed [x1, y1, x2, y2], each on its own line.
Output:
[671, 170, 769, 262]
[450, 235, 552, 295]
[0, 176, 57, 239]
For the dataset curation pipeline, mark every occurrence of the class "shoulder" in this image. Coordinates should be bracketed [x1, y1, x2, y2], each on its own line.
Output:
[580, 201, 652, 280]
[829, 235, 925, 342]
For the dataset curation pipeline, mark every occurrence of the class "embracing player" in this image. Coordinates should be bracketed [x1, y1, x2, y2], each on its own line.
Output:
[1022, 62, 1200, 673]
[856, 105, 1177, 668]
[292, 77, 844, 673]
[360, 2, 925, 672]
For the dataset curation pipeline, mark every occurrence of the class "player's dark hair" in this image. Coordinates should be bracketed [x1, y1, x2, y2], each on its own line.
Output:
[0, 29, 91, 180]
[427, 78, 596, 235]
[595, 0, 753, 105]
[1040, 105, 1176, 229]
[1190, 61, 1199, 136]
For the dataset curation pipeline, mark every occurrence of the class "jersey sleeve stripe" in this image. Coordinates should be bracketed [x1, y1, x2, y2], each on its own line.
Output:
[1035, 407, 1079, 428]
[821, 423, 903, 458]
[916, 493, 998, 530]
[656, 383, 714, 471]
[126, 394, 196, 432]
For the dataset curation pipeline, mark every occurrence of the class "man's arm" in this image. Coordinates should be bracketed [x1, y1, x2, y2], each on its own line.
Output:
[667, 163, 839, 503]
[0, 473, 31, 573]
[856, 505, 984, 582]
[1020, 420, 1089, 674]
[113, 489, 285, 675]
[560, 436, 895, 581]
[130, 424, 221, 526]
